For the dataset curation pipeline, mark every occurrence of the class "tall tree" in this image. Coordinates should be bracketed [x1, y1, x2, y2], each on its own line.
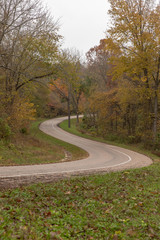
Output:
[106, 0, 160, 141]
[50, 49, 84, 127]
[0, 0, 61, 130]
[86, 39, 112, 90]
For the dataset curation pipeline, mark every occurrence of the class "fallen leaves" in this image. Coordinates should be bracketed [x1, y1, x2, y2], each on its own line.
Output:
[65, 191, 71, 195]
[0, 165, 160, 239]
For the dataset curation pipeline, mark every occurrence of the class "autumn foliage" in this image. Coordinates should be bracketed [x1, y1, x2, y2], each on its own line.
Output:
[82, 0, 160, 148]
[0, 0, 61, 137]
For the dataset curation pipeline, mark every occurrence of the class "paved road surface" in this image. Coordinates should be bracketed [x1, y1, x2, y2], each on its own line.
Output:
[0, 116, 152, 182]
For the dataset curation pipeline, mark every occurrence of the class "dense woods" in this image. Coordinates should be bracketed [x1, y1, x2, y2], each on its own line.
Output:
[82, 0, 160, 149]
[0, 0, 160, 150]
[1, 2, 159, 239]
[0, 0, 61, 134]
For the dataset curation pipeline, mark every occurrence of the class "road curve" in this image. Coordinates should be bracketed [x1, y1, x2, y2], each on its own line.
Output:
[0, 116, 152, 181]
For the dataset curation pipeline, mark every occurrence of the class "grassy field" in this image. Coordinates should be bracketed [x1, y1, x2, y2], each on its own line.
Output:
[0, 164, 160, 239]
[0, 119, 87, 166]
[0, 118, 160, 239]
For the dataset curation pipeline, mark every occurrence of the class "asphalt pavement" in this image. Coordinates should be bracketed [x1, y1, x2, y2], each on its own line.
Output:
[0, 116, 152, 179]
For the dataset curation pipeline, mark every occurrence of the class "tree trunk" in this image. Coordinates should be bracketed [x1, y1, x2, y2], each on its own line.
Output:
[115, 111, 118, 132]
[153, 90, 158, 142]
[76, 111, 79, 124]
[110, 119, 113, 131]
[68, 93, 71, 128]
[67, 100, 71, 128]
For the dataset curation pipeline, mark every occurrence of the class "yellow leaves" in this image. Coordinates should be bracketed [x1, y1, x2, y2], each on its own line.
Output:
[23, 32, 60, 65]
[13, 100, 36, 121]
[87, 90, 119, 124]
[117, 80, 138, 106]
[141, 76, 147, 82]
[8, 95, 36, 130]
[107, 0, 160, 85]
[105, 37, 121, 56]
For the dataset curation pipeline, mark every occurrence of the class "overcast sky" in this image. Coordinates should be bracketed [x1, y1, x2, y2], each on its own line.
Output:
[42, 0, 110, 56]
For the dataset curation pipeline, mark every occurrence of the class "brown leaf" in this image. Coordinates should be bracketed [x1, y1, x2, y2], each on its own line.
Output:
[50, 232, 59, 240]
[44, 211, 51, 217]
[127, 229, 136, 237]
[65, 191, 71, 195]
[112, 234, 119, 240]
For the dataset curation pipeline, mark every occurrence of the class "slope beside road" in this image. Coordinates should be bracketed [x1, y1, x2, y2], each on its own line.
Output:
[0, 117, 152, 188]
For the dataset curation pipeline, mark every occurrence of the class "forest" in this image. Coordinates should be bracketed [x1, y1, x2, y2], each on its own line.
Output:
[1, 1, 160, 239]
[0, 0, 160, 151]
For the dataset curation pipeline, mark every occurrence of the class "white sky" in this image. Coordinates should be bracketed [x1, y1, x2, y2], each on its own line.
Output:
[42, 0, 110, 56]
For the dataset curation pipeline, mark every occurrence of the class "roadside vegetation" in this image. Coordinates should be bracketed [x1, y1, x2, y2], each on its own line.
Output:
[0, 163, 160, 239]
[0, 119, 87, 166]
[0, 0, 160, 239]
[0, 118, 159, 239]
[1, 0, 160, 157]
[60, 118, 160, 162]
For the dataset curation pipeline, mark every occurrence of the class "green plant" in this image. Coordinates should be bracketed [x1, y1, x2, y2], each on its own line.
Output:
[20, 127, 28, 135]
[127, 135, 141, 144]
[0, 163, 160, 239]
[0, 118, 11, 140]
[0, 119, 87, 166]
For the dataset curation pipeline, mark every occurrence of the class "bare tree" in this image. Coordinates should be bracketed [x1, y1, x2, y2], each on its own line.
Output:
[86, 39, 112, 91]
[0, 0, 61, 108]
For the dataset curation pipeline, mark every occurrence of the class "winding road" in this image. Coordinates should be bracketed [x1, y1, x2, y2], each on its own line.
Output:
[0, 116, 152, 188]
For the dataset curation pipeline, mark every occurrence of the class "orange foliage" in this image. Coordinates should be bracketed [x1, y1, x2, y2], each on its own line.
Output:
[49, 78, 69, 99]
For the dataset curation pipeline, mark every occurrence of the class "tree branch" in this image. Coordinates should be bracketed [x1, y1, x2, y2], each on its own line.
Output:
[16, 72, 54, 91]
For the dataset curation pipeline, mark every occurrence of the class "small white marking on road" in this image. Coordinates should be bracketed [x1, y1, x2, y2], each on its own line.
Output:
[0, 151, 132, 178]
[51, 117, 132, 167]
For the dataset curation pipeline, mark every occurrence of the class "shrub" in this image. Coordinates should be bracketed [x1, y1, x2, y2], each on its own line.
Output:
[0, 118, 12, 140]
[127, 134, 141, 144]
[20, 127, 28, 135]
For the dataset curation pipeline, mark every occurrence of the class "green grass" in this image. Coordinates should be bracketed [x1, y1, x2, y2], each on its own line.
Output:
[0, 119, 87, 166]
[0, 164, 160, 239]
[60, 118, 160, 162]
[0, 118, 160, 239]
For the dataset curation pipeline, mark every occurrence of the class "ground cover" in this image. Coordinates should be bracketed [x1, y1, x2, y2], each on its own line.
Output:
[0, 119, 87, 166]
[0, 118, 160, 239]
[0, 163, 160, 239]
